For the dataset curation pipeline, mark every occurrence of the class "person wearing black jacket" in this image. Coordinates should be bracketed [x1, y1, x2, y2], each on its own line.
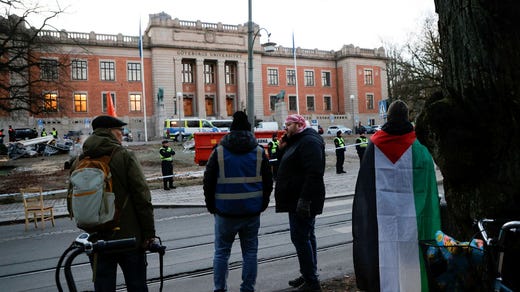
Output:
[275, 114, 326, 292]
[203, 111, 273, 292]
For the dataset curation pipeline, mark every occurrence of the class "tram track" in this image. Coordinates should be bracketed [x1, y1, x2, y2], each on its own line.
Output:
[0, 216, 351, 283]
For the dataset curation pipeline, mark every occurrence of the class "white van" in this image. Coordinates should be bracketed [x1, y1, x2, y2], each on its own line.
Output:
[254, 121, 279, 131]
[211, 119, 233, 132]
[164, 118, 220, 141]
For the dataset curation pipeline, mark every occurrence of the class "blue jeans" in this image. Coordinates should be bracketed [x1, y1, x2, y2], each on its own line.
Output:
[90, 250, 148, 292]
[213, 214, 260, 292]
[289, 212, 319, 286]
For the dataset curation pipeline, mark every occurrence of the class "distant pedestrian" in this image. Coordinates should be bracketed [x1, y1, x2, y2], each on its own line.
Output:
[203, 111, 273, 292]
[51, 128, 58, 139]
[0, 128, 4, 144]
[333, 130, 346, 174]
[8, 125, 15, 142]
[355, 133, 368, 161]
[41, 128, 47, 137]
[352, 100, 441, 291]
[267, 133, 280, 179]
[160, 140, 176, 190]
[275, 114, 325, 292]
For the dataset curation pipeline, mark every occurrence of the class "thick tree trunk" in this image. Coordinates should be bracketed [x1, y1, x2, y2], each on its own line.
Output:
[416, 0, 520, 238]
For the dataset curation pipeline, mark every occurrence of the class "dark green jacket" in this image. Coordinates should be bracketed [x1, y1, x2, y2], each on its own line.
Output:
[69, 128, 155, 247]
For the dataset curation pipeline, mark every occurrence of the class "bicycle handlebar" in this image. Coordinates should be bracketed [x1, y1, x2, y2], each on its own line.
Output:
[498, 221, 520, 247]
[92, 238, 137, 251]
[73, 233, 136, 254]
[477, 218, 494, 245]
[477, 219, 520, 246]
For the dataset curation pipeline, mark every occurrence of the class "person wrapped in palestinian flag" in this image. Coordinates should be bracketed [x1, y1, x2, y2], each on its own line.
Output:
[352, 100, 441, 291]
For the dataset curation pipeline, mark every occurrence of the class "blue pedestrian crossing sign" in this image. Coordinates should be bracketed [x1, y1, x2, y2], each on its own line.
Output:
[379, 100, 388, 119]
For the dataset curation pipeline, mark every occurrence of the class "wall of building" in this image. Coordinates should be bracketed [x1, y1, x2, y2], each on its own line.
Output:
[1, 12, 388, 140]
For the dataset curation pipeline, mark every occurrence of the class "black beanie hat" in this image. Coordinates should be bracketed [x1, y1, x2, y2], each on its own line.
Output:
[92, 115, 127, 130]
[230, 111, 251, 131]
[387, 100, 409, 123]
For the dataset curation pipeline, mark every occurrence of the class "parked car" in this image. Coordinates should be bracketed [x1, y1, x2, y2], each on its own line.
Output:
[123, 128, 133, 142]
[254, 121, 279, 131]
[14, 128, 38, 141]
[326, 125, 352, 135]
[211, 119, 233, 132]
[362, 125, 376, 134]
[372, 125, 382, 131]
[64, 130, 83, 141]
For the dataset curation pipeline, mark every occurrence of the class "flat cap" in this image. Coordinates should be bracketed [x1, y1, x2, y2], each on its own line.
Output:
[92, 115, 127, 130]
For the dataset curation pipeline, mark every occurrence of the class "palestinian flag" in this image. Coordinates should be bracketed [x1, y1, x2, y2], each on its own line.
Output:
[352, 130, 441, 291]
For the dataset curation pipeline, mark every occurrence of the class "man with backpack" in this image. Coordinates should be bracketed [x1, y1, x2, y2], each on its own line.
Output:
[68, 115, 156, 291]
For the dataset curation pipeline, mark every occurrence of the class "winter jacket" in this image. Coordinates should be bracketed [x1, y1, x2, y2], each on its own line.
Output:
[275, 128, 326, 215]
[203, 130, 273, 217]
[68, 128, 155, 247]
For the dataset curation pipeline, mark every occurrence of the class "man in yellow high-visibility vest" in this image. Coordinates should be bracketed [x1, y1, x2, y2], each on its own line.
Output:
[333, 130, 346, 174]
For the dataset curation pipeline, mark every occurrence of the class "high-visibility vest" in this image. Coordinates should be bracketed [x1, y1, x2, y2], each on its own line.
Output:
[334, 137, 345, 148]
[214, 145, 264, 215]
[269, 140, 279, 154]
[358, 137, 368, 148]
[160, 146, 174, 161]
[51, 130, 57, 137]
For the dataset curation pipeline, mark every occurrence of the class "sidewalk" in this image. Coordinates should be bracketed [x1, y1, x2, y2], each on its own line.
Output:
[0, 167, 359, 225]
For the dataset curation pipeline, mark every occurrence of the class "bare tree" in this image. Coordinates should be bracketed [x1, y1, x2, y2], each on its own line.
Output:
[416, 1, 520, 238]
[0, 0, 69, 115]
[385, 14, 443, 120]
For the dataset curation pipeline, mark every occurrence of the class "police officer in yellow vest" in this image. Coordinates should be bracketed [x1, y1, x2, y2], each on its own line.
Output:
[41, 128, 47, 137]
[51, 128, 58, 139]
[160, 140, 176, 190]
[334, 130, 346, 174]
[267, 133, 280, 179]
[355, 133, 369, 161]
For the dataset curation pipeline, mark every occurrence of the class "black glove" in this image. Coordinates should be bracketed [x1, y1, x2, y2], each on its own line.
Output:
[296, 198, 311, 218]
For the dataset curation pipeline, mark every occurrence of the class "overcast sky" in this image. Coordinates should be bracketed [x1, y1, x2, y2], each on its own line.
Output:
[23, 0, 435, 50]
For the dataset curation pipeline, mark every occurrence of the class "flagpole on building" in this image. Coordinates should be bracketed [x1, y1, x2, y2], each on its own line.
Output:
[292, 32, 300, 115]
[139, 19, 148, 142]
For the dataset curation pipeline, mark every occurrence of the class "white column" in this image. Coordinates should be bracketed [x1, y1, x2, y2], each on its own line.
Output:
[217, 60, 227, 118]
[173, 57, 184, 118]
[237, 61, 247, 112]
[196, 59, 205, 118]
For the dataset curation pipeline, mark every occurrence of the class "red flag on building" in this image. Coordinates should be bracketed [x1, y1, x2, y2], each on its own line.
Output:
[106, 91, 117, 117]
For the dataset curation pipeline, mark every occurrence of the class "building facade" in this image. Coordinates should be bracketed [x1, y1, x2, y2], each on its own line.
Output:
[1, 12, 388, 139]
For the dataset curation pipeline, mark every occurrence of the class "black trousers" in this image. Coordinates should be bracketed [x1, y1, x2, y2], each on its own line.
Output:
[357, 148, 366, 161]
[335, 150, 345, 173]
[161, 160, 173, 188]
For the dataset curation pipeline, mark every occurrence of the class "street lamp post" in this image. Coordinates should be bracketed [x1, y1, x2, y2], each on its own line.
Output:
[350, 94, 356, 131]
[247, 0, 254, 130]
[247, 0, 276, 132]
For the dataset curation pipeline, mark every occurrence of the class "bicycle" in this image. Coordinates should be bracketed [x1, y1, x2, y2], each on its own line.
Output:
[476, 218, 520, 292]
[55, 233, 166, 292]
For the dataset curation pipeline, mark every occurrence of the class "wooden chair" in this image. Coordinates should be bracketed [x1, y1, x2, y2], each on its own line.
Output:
[20, 187, 55, 231]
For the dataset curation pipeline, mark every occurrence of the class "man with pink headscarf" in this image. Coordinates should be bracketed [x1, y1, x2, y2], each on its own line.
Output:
[275, 114, 326, 291]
